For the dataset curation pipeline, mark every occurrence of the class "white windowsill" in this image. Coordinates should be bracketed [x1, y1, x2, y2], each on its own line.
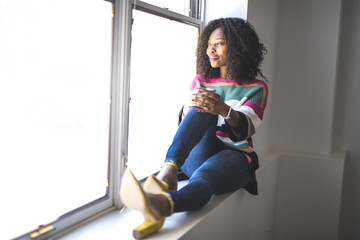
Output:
[59, 178, 235, 240]
[58, 151, 291, 240]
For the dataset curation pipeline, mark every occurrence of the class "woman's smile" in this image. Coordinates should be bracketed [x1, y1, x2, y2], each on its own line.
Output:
[208, 55, 219, 61]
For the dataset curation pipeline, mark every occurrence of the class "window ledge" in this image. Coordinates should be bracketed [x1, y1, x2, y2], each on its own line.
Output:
[59, 152, 281, 240]
[59, 179, 235, 240]
[60, 150, 337, 239]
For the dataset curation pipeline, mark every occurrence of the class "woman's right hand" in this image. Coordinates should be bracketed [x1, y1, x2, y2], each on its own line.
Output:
[183, 87, 222, 116]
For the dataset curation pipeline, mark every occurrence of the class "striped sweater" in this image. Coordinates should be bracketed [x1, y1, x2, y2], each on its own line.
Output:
[189, 75, 268, 156]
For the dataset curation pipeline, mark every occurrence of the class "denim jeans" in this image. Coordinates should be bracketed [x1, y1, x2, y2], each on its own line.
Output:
[165, 107, 251, 212]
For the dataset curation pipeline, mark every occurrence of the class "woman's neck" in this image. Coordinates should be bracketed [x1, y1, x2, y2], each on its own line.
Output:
[220, 66, 227, 79]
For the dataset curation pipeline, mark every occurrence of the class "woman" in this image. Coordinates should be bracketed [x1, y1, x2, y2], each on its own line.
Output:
[120, 17, 268, 239]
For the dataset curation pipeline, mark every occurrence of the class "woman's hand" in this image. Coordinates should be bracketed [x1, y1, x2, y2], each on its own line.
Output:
[181, 88, 239, 127]
[190, 88, 229, 117]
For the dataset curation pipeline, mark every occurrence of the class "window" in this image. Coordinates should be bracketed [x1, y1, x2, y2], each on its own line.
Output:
[127, 4, 202, 179]
[0, 0, 113, 239]
[0, 0, 203, 239]
[139, 0, 203, 18]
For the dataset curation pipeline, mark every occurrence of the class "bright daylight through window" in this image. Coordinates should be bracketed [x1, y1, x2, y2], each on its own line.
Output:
[127, 9, 199, 179]
[140, 0, 194, 16]
[0, 0, 112, 239]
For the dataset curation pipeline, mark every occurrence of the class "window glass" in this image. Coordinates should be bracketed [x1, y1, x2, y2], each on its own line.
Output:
[139, 0, 191, 16]
[0, 0, 112, 239]
[128, 9, 198, 179]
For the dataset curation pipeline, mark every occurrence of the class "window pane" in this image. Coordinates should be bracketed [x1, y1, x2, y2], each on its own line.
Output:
[140, 0, 191, 16]
[0, 0, 112, 239]
[128, 10, 198, 179]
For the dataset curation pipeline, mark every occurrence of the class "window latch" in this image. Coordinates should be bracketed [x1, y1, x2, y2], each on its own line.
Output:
[29, 225, 55, 239]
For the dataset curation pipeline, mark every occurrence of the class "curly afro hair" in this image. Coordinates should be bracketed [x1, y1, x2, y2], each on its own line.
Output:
[196, 18, 267, 84]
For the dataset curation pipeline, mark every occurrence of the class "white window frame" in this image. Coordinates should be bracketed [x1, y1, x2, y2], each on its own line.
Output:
[127, 1, 204, 178]
[15, 1, 203, 239]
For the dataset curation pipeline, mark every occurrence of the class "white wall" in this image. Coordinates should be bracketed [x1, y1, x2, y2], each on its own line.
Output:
[261, 0, 360, 238]
[203, 0, 357, 239]
[333, 0, 360, 239]
[204, 0, 248, 23]
[269, 0, 342, 155]
[274, 154, 344, 240]
[250, 0, 360, 238]
[247, 0, 279, 158]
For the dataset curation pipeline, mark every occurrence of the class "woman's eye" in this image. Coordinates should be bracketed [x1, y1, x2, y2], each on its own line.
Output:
[208, 42, 224, 47]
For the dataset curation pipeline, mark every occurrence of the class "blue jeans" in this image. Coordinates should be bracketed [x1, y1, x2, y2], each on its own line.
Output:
[165, 107, 251, 212]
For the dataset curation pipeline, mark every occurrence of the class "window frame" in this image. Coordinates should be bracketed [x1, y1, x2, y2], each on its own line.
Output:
[115, 0, 205, 204]
[126, 1, 204, 179]
[133, 0, 204, 27]
[14, 0, 203, 239]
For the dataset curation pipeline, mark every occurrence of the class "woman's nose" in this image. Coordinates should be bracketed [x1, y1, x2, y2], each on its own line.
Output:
[208, 45, 215, 53]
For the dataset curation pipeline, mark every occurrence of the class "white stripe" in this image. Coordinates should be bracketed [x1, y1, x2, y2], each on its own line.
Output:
[239, 105, 262, 129]
[234, 97, 248, 110]
[216, 135, 253, 150]
[216, 136, 247, 146]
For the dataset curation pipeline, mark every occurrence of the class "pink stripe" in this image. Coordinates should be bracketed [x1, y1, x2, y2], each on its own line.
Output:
[216, 131, 228, 138]
[243, 101, 264, 120]
[193, 75, 237, 85]
[189, 79, 197, 91]
[205, 78, 236, 84]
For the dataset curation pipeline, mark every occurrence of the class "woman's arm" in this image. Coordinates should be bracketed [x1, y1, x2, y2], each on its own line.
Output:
[191, 88, 240, 128]
[219, 105, 240, 128]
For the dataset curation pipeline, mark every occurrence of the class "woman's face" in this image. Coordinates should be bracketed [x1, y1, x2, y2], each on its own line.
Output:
[207, 28, 227, 71]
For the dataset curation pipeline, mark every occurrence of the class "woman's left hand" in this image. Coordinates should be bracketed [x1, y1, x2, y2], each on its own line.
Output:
[192, 88, 229, 117]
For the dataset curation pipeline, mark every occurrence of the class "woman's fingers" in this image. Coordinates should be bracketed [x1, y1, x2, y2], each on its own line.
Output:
[193, 88, 221, 106]
[196, 88, 220, 100]
[191, 88, 229, 115]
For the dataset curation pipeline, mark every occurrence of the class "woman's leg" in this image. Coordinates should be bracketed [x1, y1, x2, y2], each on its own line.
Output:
[157, 107, 218, 188]
[165, 107, 218, 167]
[180, 117, 221, 178]
[169, 149, 251, 212]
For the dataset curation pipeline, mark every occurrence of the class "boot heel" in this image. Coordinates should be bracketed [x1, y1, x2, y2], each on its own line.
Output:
[133, 218, 165, 239]
[120, 169, 165, 239]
